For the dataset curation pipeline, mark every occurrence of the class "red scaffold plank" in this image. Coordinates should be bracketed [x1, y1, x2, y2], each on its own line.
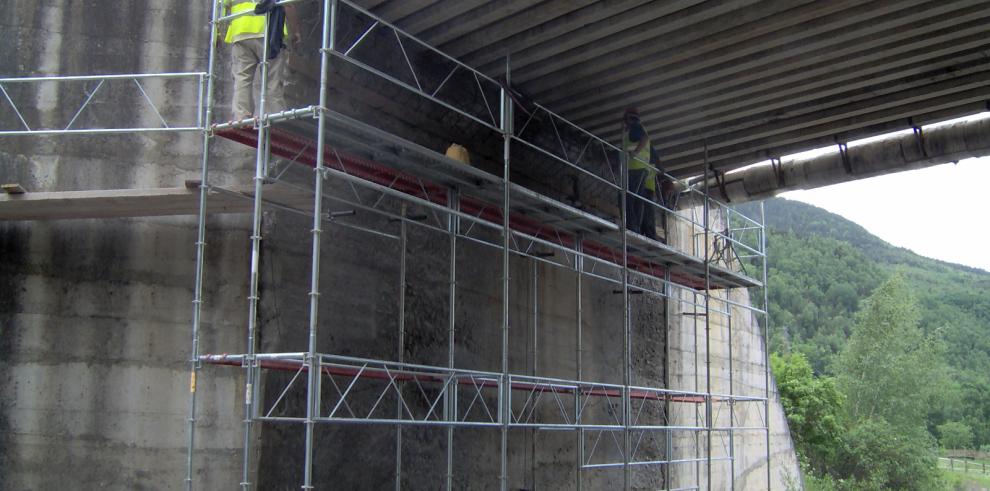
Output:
[202, 354, 706, 404]
[216, 126, 710, 289]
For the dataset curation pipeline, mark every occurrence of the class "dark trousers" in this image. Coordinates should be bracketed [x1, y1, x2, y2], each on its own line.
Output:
[626, 169, 657, 240]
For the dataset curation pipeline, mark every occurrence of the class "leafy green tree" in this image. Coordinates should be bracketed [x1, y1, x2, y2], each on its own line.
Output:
[831, 419, 942, 491]
[771, 352, 844, 470]
[938, 421, 974, 450]
[828, 275, 945, 490]
[737, 197, 990, 450]
[835, 275, 946, 429]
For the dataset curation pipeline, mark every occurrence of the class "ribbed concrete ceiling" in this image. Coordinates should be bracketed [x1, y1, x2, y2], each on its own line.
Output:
[354, 0, 990, 178]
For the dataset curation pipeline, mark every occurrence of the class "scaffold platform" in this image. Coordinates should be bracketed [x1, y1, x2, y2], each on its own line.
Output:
[200, 352, 767, 430]
[214, 112, 761, 291]
[0, 181, 317, 221]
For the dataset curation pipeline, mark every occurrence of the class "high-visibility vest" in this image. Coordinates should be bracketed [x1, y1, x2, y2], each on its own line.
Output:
[623, 130, 657, 191]
[224, 1, 288, 44]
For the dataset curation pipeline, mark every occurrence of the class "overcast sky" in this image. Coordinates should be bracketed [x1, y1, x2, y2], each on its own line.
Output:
[780, 156, 990, 273]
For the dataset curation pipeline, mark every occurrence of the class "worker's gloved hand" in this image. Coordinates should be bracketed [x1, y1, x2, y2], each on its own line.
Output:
[254, 0, 276, 14]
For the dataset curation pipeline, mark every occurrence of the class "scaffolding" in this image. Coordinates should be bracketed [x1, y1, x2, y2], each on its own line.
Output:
[0, 1, 773, 489]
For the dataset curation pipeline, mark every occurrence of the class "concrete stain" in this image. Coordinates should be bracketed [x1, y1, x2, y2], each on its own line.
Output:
[0, 222, 29, 476]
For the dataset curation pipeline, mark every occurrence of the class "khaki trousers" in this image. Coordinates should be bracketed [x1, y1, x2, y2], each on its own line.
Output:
[231, 37, 287, 120]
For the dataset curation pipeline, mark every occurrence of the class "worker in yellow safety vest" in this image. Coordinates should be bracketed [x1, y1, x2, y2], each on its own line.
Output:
[224, 0, 300, 121]
[622, 107, 658, 240]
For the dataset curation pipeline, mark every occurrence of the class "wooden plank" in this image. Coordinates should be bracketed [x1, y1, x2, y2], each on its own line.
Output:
[2, 184, 26, 194]
[0, 183, 315, 221]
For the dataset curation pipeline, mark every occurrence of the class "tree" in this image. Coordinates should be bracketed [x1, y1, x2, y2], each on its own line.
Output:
[834, 275, 945, 429]
[771, 352, 844, 471]
[744, 197, 990, 460]
[828, 275, 946, 490]
[832, 419, 942, 491]
[937, 421, 974, 450]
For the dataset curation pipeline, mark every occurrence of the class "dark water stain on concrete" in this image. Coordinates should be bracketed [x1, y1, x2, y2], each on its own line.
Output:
[0, 221, 29, 477]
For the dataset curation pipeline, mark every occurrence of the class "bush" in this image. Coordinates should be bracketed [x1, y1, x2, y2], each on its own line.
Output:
[831, 419, 942, 491]
[938, 421, 975, 450]
[771, 352, 844, 470]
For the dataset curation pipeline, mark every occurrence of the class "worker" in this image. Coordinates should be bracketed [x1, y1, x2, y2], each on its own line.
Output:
[224, 0, 301, 121]
[622, 107, 658, 240]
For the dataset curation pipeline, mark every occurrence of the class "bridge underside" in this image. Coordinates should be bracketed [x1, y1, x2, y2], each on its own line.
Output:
[354, 0, 990, 178]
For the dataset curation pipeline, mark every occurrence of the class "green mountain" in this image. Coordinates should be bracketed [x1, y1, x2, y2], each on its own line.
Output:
[737, 197, 990, 447]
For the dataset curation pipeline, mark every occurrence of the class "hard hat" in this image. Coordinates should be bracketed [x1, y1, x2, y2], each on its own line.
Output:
[624, 107, 640, 118]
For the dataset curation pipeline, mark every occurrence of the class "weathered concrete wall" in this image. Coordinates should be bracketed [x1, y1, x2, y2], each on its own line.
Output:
[2, 1, 794, 489]
[665, 199, 801, 490]
[0, 1, 249, 489]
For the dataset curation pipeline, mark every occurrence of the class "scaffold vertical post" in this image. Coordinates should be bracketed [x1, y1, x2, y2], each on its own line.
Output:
[694, 290, 701, 489]
[532, 259, 538, 376]
[186, 1, 222, 489]
[302, 0, 337, 488]
[664, 268, 672, 491]
[530, 248, 538, 488]
[396, 203, 407, 491]
[728, 287, 736, 489]
[446, 186, 459, 490]
[704, 144, 713, 491]
[574, 233, 584, 490]
[499, 55, 512, 491]
[620, 119, 632, 491]
[761, 201, 772, 491]
[240, 5, 275, 489]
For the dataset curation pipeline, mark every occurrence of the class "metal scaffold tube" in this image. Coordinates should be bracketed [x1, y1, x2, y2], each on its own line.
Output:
[530, 255, 539, 490]
[185, 1, 221, 489]
[240, 5, 276, 489]
[693, 289, 701, 489]
[620, 115, 632, 490]
[446, 187, 459, 490]
[703, 144, 713, 491]
[664, 269, 672, 491]
[396, 204, 407, 491]
[728, 288, 736, 490]
[499, 55, 512, 491]
[761, 202, 772, 491]
[532, 259, 538, 376]
[575, 234, 584, 491]
[302, 0, 337, 489]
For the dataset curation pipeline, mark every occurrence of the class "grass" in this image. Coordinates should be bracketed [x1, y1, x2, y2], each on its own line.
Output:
[940, 457, 990, 472]
[943, 468, 990, 490]
[940, 450, 990, 464]
[800, 465, 990, 490]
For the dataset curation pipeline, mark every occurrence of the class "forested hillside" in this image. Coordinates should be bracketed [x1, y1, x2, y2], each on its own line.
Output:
[736, 198, 990, 489]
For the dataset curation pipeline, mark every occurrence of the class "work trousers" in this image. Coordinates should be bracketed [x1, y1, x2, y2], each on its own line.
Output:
[626, 168, 657, 240]
[231, 37, 288, 120]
